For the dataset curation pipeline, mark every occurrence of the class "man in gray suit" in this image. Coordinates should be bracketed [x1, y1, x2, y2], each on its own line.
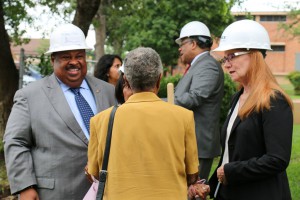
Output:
[3, 24, 115, 199]
[174, 21, 224, 181]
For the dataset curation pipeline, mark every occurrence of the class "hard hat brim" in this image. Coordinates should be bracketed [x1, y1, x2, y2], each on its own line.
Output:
[45, 45, 92, 55]
[175, 38, 181, 45]
[213, 46, 272, 52]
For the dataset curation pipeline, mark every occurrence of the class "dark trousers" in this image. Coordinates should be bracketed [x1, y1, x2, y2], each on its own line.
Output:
[198, 158, 214, 180]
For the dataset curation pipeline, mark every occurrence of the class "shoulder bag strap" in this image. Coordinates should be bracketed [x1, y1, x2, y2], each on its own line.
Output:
[96, 105, 118, 200]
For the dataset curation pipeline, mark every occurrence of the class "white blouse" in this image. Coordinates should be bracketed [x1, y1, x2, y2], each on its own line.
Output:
[221, 100, 239, 166]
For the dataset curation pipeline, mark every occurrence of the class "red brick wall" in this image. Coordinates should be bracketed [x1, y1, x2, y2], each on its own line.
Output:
[257, 15, 300, 73]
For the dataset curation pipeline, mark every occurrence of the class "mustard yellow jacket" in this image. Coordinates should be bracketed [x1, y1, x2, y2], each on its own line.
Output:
[88, 92, 199, 200]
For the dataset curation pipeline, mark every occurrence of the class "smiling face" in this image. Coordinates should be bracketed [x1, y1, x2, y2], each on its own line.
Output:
[51, 50, 87, 88]
[223, 50, 251, 85]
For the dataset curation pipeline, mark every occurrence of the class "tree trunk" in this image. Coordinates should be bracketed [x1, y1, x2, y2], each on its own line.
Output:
[0, 0, 18, 138]
[113, 40, 122, 56]
[94, 0, 107, 61]
[72, 0, 101, 36]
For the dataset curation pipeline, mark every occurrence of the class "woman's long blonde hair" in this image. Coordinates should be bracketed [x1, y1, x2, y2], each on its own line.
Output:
[238, 50, 293, 119]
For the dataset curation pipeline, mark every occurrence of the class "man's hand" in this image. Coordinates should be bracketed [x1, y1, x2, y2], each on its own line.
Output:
[20, 187, 39, 200]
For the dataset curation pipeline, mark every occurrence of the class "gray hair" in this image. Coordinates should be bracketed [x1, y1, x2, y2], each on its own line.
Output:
[124, 47, 163, 91]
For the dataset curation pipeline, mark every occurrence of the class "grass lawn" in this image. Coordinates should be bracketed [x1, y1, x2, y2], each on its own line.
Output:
[281, 84, 300, 99]
[282, 82, 300, 199]
[288, 124, 300, 199]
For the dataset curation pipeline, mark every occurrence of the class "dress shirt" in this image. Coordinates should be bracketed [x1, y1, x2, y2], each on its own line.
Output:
[190, 51, 209, 66]
[58, 78, 97, 140]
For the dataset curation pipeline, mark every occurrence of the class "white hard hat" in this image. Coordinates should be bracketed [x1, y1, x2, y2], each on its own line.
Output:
[45, 24, 92, 55]
[214, 19, 272, 51]
[175, 21, 211, 44]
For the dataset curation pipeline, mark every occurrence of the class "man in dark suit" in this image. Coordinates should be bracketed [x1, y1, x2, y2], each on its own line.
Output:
[4, 24, 115, 199]
[174, 21, 224, 181]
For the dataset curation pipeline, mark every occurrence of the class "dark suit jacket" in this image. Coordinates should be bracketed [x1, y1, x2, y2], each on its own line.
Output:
[174, 52, 224, 158]
[209, 90, 293, 200]
[4, 74, 115, 199]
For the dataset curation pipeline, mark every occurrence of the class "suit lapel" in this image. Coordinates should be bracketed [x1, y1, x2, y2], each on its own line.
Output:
[175, 72, 191, 91]
[229, 90, 243, 135]
[85, 76, 103, 112]
[230, 116, 241, 137]
[188, 52, 209, 72]
[221, 90, 242, 145]
[175, 52, 210, 91]
[43, 74, 89, 145]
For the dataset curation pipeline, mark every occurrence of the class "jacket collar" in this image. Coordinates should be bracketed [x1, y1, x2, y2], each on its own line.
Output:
[191, 51, 209, 66]
[125, 92, 162, 104]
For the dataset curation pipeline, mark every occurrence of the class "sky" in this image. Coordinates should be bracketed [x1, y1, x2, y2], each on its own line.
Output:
[20, 0, 300, 49]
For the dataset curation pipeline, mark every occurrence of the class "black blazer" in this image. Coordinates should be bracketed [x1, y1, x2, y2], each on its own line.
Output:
[209, 89, 293, 200]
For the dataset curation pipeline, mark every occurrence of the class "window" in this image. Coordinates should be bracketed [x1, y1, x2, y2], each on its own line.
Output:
[271, 45, 285, 52]
[234, 15, 255, 21]
[235, 16, 247, 21]
[260, 15, 286, 22]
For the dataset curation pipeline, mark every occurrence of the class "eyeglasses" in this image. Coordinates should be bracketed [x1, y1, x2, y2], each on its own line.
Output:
[179, 40, 193, 47]
[220, 52, 250, 64]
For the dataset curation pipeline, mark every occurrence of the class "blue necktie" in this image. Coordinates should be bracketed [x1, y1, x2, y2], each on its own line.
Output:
[70, 88, 94, 134]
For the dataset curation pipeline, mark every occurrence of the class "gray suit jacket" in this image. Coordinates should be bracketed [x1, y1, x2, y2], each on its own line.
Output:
[4, 74, 115, 199]
[174, 52, 224, 158]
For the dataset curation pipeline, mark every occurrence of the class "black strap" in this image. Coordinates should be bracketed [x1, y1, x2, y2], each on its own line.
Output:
[96, 105, 118, 200]
[102, 105, 118, 170]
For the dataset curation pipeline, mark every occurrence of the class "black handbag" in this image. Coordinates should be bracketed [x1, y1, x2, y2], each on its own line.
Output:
[96, 105, 118, 200]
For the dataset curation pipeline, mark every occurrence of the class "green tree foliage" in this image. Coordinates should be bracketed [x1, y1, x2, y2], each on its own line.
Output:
[4, 0, 74, 45]
[220, 73, 237, 127]
[4, 0, 35, 45]
[106, 0, 237, 66]
[38, 54, 53, 76]
[287, 71, 300, 95]
[280, 8, 300, 38]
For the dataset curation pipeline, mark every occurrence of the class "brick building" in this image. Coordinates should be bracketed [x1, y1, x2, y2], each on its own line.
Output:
[231, 11, 300, 74]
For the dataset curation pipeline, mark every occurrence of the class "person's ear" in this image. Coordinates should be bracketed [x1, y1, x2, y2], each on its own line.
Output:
[191, 40, 197, 50]
[124, 76, 131, 89]
[155, 73, 162, 92]
[50, 54, 55, 65]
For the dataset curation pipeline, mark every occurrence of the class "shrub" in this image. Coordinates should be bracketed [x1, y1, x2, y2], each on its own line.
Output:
[158, 74, 182, 98]
[158, 73, 237, 128]
[220, 73, 237, 127]
[0, 141, 3, 154]
[38, 54, 53, 76]
[287, 71, 300, 95]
